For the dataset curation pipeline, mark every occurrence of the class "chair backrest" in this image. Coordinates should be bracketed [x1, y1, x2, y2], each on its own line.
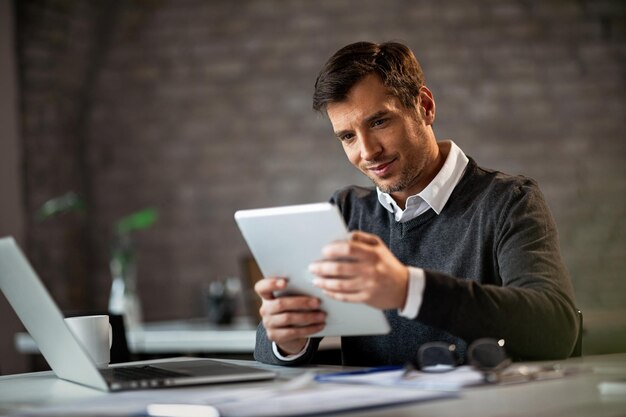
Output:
[571, 309, 583, 357]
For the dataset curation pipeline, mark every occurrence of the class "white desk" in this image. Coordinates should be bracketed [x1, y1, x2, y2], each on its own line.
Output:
[1, 354, 625, 416]
[128, 319, 256, 354]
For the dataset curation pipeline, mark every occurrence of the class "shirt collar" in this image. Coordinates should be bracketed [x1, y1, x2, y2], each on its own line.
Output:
[377, 140, 469, 216]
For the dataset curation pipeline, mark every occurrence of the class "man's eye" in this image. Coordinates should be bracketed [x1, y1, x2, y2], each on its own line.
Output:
[340, 134, 355, 142]
[372, 118, 387, 127]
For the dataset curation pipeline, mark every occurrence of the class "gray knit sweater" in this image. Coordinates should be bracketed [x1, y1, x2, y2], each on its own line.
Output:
[254, 158, 579, 366]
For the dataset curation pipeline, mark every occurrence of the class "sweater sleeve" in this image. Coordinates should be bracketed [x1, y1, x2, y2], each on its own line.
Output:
[253, 322, 321, 366]
[416, 180, 579, 360]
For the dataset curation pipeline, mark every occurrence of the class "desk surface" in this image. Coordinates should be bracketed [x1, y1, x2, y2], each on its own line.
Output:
[1, 353, 625, 417]
[15, 318, 258, 355]
[127, 318, 258, 353]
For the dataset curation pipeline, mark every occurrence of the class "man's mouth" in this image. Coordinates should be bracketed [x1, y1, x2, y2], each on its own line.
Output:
[366, 158, 396, 176]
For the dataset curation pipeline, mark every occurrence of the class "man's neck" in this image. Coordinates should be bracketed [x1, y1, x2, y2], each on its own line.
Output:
[391, 141, 449, 209]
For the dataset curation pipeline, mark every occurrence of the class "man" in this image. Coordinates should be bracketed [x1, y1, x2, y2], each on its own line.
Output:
[254, 41, 579, 366]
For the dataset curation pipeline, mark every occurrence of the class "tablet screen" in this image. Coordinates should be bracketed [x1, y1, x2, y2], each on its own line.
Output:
[235, 202, 390, 337]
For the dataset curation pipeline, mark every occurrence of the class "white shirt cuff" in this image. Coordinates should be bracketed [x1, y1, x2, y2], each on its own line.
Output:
[398, 267, 425, 319]
[272, 339, 311, 361]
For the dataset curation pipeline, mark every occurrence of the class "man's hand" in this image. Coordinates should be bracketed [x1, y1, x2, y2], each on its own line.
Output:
[308, 231, 409, 310]
[254, 277, 326, 355]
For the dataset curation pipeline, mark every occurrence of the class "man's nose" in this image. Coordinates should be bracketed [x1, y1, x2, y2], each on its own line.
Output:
[359, 133, 383, 160]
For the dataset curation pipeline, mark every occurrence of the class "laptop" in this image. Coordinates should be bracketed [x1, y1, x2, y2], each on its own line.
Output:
[0, 236, 276, 391]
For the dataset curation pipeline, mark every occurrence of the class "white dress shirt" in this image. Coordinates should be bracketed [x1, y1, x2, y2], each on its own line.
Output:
[274, 140, 469, 360]
[378, 140, 469, 319]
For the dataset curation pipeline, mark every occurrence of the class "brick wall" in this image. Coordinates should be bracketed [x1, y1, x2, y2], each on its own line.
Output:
[16, 0, 104, 312]
[16, 0, 626, 323]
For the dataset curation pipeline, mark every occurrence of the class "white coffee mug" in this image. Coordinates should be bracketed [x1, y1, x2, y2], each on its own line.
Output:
[65, 315, 113, 368]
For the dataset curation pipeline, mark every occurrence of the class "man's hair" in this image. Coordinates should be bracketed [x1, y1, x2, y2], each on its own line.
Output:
[312, 41, 425, 113]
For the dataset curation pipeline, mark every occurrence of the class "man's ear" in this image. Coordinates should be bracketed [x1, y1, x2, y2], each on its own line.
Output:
[418, 86, 435, 125]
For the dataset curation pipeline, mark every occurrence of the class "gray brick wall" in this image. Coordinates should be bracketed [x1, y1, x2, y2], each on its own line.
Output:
[16, 0, 626, 322]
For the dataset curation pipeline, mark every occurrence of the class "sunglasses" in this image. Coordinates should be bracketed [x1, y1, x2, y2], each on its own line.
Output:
[407, 338, 512, 383]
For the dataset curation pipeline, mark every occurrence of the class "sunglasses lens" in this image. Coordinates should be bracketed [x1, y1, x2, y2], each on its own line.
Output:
[418, 343, 457, 372]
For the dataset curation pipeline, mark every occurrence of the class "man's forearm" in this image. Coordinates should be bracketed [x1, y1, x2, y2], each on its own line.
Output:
[417, 270, 579, 360]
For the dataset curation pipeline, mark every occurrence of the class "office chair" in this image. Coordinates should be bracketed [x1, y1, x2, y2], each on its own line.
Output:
[571, 309, 583, 357]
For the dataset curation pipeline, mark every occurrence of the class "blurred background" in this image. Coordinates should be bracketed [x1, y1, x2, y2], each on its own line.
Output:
[1, 0, 624, 374]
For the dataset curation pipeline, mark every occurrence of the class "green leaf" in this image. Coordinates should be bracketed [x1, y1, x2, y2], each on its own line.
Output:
[115, 208, 158, 235]
[36, 191, 85, 221]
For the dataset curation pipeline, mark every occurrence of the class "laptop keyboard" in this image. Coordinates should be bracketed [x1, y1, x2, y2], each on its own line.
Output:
[100, 365, 188, 389]
[102, 365, 187, 381]
[98, 360, 275, 391]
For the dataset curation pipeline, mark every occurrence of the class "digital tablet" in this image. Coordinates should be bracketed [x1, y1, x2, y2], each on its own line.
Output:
[234, 202, 390, 337]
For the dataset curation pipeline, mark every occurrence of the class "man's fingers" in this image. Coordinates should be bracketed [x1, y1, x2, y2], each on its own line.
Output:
[320, 239, 375, 260]
[263, 309, 326, 344]
[349, 230, 380, 245]
[264, 311, 326, 329]
[254, 277, 288, 299]
[312, 276, 361, 293]
[266, 324, 325, 342]
[322, 290, 367, 303]
[261, 296, 321, 315]
[308, 260, 359, 278]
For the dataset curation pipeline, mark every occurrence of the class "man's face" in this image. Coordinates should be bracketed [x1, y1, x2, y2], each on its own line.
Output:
[326, 74, 439, 202]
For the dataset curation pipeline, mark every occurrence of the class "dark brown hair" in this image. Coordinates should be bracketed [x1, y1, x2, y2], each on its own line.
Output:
[312, 41, 425, 113]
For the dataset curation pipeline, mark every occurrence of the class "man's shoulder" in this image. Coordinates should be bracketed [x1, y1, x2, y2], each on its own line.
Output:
[470, 160, 541, 196]
[464, 161, 545, 210]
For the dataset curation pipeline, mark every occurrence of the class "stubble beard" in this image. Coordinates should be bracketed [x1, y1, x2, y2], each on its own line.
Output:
[363, 112, 426, 195]
[368, 164, 420, 195]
